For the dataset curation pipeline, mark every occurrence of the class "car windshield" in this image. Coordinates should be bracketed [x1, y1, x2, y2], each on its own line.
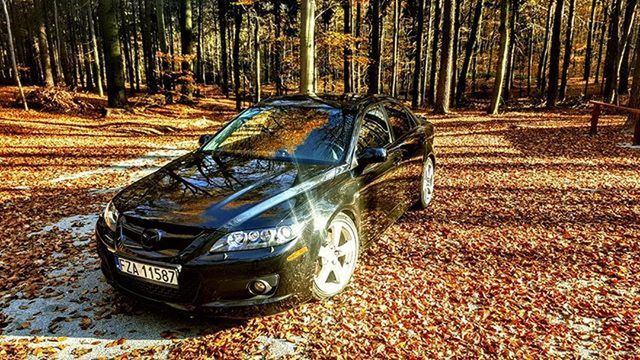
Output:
[202, 105, 354, 165]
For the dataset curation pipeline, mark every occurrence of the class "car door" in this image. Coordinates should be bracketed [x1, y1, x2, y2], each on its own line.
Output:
[383, 101, 424, 210]
[354, 105, 399, 243]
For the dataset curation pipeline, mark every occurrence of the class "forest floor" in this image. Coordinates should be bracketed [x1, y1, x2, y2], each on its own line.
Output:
[0, 86, 639, 358]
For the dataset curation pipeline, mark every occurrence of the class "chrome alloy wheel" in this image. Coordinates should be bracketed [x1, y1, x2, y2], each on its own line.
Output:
[312, 213, 359, 299]
[421, 157, 435, 208]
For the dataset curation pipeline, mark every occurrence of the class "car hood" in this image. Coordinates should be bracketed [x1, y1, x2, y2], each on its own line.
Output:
[114, 152, 336, 231]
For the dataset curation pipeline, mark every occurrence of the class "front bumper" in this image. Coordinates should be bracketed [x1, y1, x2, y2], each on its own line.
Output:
[96, 222, 319, 317]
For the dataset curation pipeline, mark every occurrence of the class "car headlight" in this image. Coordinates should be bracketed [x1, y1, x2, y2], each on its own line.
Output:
[210, 223, 304, 253]
[103, 201, 119, 232]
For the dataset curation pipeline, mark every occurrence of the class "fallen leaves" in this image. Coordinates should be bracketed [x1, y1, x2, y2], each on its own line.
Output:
[105, 338, 127, 348]
[0, 98, 639, 358]
[71, 347, 92, 357]
[79, 317, 92, 330]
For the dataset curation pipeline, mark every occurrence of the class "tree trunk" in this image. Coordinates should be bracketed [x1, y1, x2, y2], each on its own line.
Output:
[450, 0, 461, 101]
[488, 0, 510, 114]
[584, 0, 597, 81]
[503, 0, 518, 101]
[53, 0, 72, 86]
[180, 0, 195, 102]
[389, 0, 399, 96]
[527, 26, 533, 95]
[121, 0, 135, 94]
[68, 11, 80, 87]
[233, 5, 242, 109]
[434, 0, 455, 114]
[411, 0, 425, 108]
[140, 0, 157, 93]
[355, 1, 362, 92]
[595, 4, 608, 85]
[343, 0, 353, 93]
[98, 0, 127, 107]
[584, 0, 598, 96]
[559, 0, 576, 101]
[625, 30, 640, 134]
[219, 0, 229, 96]
[88, 1, 105, 96]
[157, 0, 173, 102]
[300, 0, 316, 94]
[546, 0, 564, 107]
[35, 0, 54, 86]
[274, 0, 283, 95]
[197, 0, 205, 84]
[1, 0, 27, 110]
[610, 0, 638, 102]
[456, 0, 483, 105]
[619, 30, 635, 94]
[367, 0, 381, 94]
[132, 0, 141, 91]
[428, 0, 441, 104]
[421, 0, 433, 105]
[472, 36, 479, 94]
[254, 16, 261, 102]
[82, 8, 95, 90]
[602, 0, 621, 101]
[44, 1, 62, 85]
[537, 0, 554, 93]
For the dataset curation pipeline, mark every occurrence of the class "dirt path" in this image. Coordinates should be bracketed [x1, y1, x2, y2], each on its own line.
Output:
[1, 105, 639, 358]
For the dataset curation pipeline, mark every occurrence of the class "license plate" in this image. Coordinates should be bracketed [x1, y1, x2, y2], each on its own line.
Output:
[115, 256, 179, 287]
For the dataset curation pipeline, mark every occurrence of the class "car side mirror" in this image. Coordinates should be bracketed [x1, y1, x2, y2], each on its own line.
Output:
[357, 147, 387, 165]
[199, 134, 214, 147]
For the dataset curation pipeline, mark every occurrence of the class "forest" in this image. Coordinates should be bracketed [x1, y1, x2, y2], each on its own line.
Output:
[0, 0, 638, 120]
[1, 0, 640, 358]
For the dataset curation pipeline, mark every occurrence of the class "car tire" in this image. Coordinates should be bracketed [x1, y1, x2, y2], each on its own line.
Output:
[420, 156, 435, 208]
[312, 213, 360, 300]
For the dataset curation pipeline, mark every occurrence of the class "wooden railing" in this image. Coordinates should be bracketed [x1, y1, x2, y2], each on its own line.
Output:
[589, 100, 640, 145]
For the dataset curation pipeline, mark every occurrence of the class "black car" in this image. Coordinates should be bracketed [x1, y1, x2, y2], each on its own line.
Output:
[96, 94, 435, 315]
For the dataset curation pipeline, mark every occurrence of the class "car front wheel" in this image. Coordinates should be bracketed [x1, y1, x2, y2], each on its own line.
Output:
[312, 213, 359, 300]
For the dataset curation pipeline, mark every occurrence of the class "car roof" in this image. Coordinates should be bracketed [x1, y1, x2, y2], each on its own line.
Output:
[256, 93, 399, 113]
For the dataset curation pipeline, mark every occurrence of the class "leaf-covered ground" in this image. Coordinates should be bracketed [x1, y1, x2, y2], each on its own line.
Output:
[0, 88, 639, 359]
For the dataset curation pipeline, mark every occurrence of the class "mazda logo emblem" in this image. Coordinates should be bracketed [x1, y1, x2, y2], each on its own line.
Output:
[141, 229, 164, 249]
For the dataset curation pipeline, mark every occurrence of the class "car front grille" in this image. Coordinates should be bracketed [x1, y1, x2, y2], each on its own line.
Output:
[119, 218, 203, 257]
[116, 272, 200, 303]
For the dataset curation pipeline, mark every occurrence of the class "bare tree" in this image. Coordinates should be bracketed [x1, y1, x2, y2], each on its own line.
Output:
[537, 0, 554, 93]
[411, 0, 425, 109]
[546, 0, 564, 107]
[343, 0, 353, 93]
[98, 0, 127, 107]
[434, 0, 455, 114]
[88, 0, 105, 96]
[625, 28, 640, 134]
[300, 0, 316, 94]
[390, 0, 399, 97]
[367, 0, 381, 94]
[253, 16, 261, 102]
[559, 0, 576, 100]
[488, 0, 510, 114]
[457, 0, 484, 105]
[180, 0, 195, 103]
[35, 0, 54, 86]
[157, 0, 173, 102]
[1, 0, 27, 110]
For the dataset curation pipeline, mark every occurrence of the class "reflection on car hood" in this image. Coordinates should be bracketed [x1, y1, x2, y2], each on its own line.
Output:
[114, 152, 334, 230]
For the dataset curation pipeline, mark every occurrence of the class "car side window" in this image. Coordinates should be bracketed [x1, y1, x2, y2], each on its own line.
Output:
[357, 107, 392, 154]
[384, 103, 415, 138]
